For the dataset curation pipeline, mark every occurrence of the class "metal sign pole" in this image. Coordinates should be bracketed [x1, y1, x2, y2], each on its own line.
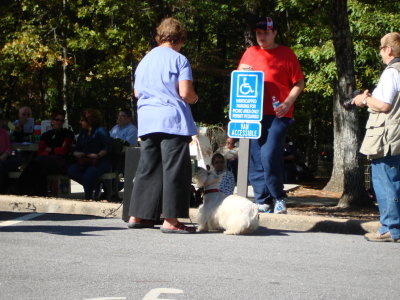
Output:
[228, 70, 264, 198]
[236, 138, 249, 197]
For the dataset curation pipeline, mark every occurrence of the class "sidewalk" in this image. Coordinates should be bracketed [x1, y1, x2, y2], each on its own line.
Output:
[0, 181, 379, 235]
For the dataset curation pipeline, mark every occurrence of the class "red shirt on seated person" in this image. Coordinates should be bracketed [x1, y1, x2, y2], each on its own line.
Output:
[10, 109, 75, 196]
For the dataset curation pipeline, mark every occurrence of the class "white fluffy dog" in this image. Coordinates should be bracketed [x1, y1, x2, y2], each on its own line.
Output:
[193, 168, 259, 235]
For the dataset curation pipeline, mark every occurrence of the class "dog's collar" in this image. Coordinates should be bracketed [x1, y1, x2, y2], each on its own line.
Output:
[204, 189, 220, 194]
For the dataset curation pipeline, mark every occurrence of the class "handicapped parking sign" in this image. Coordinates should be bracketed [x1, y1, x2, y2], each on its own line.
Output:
[228, 71, 264, 197]
[229, 71, 264, 122]
[237, 74, 258, 98]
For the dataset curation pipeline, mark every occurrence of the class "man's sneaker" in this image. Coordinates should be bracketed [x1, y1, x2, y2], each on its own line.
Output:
[364, 231, 400, 242]
[274, 198, 287, 214]
[257, 203, 273, 213]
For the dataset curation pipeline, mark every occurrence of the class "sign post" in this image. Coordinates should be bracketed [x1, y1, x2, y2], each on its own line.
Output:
[228, 71, 264, 197]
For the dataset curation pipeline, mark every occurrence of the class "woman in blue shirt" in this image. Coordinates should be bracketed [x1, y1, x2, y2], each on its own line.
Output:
[128, 18, 198, 233]
[68, 108, 112, 200]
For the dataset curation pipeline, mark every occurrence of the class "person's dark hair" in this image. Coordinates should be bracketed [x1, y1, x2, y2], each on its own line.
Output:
[50, 109, 66, 120]
[119, 109, 132, 119]
[155, 17, 187, 45]
[81, 108, 102, 128]
[211, 153, 225, 166]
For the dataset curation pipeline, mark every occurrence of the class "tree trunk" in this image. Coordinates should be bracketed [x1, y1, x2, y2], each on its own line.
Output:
[62, 0, 68, 120]
[62, 46, 68, 119]
[324, 0, 366, 207]
[244, 4, 259, 48]
[38, 69, 45, 119]
[129, 48, 137, 126]
[306, 98, 318, 171]
[324, 88, 345, 192]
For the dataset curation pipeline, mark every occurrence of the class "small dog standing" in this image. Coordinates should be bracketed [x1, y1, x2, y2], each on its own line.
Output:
[193, 167, 259, 235]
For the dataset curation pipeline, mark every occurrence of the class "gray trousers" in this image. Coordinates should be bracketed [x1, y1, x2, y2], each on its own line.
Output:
[129, 133, 192, 220]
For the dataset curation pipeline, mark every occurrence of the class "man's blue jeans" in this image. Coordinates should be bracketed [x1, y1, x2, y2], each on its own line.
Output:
[371, 154, 400, 239]
[249, 115, 290, 204]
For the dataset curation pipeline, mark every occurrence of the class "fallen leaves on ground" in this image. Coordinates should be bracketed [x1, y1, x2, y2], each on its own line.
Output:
[286, 185, 379, 221]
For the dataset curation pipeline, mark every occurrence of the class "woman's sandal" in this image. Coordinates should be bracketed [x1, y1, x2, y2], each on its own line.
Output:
[160, 222, 196, 234]
[127, 218, 155, 229]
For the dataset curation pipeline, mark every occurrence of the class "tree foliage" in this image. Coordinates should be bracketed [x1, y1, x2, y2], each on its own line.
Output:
[2, 0, 400, 203]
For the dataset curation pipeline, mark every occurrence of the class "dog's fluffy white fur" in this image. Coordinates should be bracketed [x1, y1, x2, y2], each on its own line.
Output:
[193, 168, 259, 235]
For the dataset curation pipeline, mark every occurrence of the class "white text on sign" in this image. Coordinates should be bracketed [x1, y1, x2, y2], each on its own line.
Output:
[228, 121, 261, 139]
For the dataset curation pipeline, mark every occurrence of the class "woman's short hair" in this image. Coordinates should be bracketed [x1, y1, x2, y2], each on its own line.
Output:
[50, 109, 66, 120]
[155, 17, 187, 45]
[381, 32, 400, 57]
[81, 108, 102, 128]
[119, 109, 132, 119]
[211, 153, 225, 166]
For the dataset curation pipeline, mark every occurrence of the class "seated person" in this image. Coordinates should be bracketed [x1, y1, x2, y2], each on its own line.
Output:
[0, 111, 21, 193]
[210, 153, 235, 196]
[109, 109, 138, 146]
[12, 106, 34, 143]
[0, 108, 8, 130]
[192, 153, 235, 207]
[283, 137, 313, 183]
[104, 109, 138, 196]
[283, 138, 298, 183]
[67, 108, 112, 200]
[217, 137, 238, 182]
[10, 106, 36, 168]
[10, 109, 75, 196]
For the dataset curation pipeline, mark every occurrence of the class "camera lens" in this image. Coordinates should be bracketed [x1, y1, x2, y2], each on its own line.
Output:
[342, 90, 363, 110]
[343, 98, 354, 110]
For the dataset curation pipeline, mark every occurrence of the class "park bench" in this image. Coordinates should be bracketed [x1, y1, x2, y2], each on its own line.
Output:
[7, 170, 122, 201]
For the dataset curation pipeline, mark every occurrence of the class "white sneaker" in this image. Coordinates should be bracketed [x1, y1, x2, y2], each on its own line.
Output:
[257, 203, 272, 213]
[274, 198, 287, 214]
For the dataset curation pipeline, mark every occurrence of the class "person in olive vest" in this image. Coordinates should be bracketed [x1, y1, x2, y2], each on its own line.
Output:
[352, 32, 400, 243]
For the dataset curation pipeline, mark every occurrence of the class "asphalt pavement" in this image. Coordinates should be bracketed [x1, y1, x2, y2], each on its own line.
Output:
[0, 181, 380, 235]
[0, 212, 398, 300]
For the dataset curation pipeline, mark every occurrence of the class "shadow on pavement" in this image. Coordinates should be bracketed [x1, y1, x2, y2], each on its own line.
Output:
[0, 212, 126, 236]
[0, 224, 126, 236]
[249, 226, 299, 237]
[0, 212, 115, 222]
[309, 219, 368, 235]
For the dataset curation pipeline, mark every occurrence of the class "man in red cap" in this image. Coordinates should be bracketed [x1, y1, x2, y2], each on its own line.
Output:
[238, 16, 304, 214]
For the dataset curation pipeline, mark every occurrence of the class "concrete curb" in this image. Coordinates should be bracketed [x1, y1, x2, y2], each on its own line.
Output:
[0, 195, 122, 219]
[0, 195, 379, 235]
[256, 213, 379, 235]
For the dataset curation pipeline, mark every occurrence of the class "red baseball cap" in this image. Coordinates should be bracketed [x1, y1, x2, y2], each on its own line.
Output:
[255, 17, 275, 31]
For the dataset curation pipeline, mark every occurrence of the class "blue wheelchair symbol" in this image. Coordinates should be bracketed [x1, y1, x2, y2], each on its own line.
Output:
[237, 75, 258, 98]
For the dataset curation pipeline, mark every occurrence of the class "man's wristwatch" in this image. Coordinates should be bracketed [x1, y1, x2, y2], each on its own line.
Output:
[362, 97, 368, 105]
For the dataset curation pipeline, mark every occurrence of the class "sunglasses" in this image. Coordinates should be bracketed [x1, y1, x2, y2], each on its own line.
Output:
[53, 118, 65, 123]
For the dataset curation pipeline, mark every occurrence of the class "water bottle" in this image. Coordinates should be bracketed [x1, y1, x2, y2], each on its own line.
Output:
[272, 96, 280, 110]
[33, 121, 41, 142]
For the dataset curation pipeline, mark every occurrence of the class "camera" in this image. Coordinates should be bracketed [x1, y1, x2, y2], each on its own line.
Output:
[343, 90, 362, 110]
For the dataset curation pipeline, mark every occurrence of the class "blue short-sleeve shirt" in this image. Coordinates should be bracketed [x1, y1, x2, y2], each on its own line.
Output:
[75, 127, 112, 154]
[134, 46, 197, 137]
[109, 123, 138, 146]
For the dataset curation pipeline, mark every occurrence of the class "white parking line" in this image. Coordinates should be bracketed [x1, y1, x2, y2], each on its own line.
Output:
[143, 288, 184, 299]
[84, 298, 126, 300]
[0, 213, 44, 227]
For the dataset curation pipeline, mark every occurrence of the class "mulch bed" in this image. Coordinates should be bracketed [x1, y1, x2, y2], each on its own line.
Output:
[286, 178, 380, 221]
